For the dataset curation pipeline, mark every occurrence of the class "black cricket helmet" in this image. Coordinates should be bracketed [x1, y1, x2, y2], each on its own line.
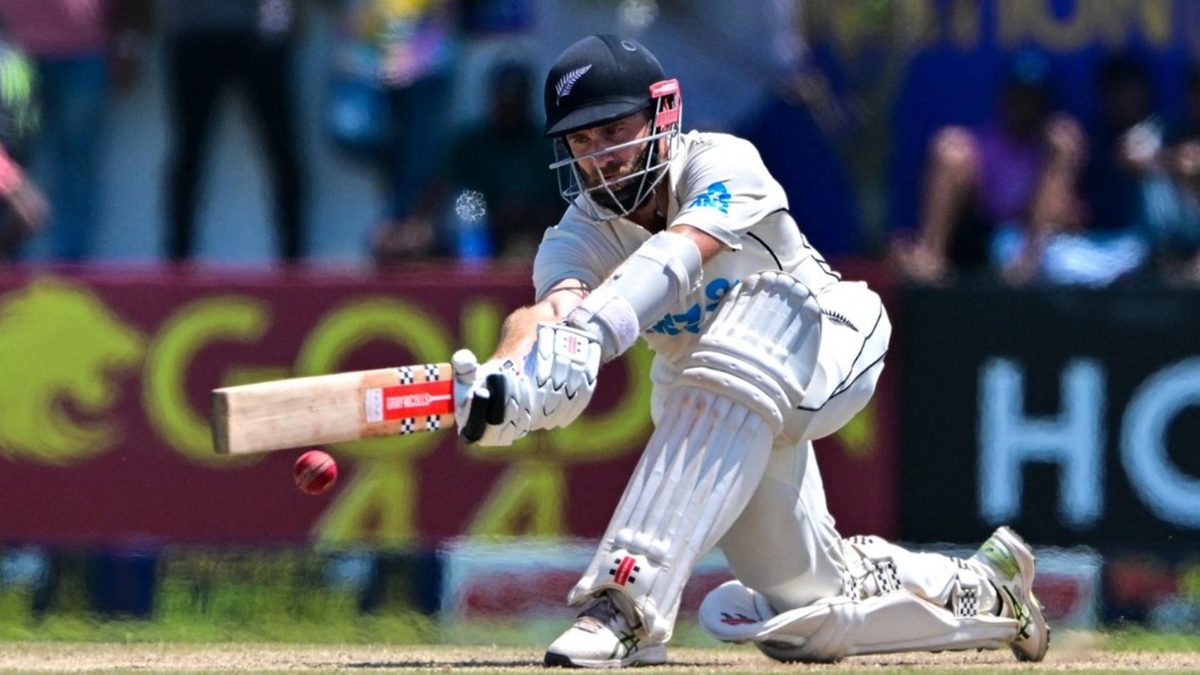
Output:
[543, 35, 682, 218]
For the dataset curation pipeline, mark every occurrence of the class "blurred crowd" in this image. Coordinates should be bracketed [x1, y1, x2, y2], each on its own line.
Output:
[0, 0, 558, 267]
[0, 0, 147, 261]
[0, 1, 1197, 289]
[886, 51, 1200, 288]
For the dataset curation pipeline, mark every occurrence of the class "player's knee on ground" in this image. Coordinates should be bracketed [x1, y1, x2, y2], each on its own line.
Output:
[699, 576, 1018, 663]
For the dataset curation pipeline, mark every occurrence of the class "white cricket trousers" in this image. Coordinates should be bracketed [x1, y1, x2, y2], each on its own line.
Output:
[650, 279, 891, 614]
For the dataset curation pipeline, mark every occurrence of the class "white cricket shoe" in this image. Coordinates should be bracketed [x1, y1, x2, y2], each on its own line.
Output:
[544, 591, 667, 668]
[971, 526, 1050, 662]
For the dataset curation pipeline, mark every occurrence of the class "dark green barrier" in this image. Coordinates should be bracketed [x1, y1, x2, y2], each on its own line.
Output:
[899, 283, 1200, 551]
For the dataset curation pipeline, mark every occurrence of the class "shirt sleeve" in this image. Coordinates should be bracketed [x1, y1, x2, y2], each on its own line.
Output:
[671, 135, 789, 249]
[532, 219, 606, 301]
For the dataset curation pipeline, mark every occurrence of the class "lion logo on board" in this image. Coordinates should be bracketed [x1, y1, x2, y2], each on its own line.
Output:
[0, 278, 145, 463]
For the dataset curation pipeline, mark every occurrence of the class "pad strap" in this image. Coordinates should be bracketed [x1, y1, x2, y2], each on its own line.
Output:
[566, 230, 702, 361]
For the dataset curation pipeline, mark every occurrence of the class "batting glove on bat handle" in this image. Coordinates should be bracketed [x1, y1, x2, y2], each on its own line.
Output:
[452, 349, 486, 442]
[452, 349, 511, 444]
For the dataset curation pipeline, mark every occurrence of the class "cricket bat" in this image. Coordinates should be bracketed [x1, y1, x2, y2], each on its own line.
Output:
[211, 363, 457, 455]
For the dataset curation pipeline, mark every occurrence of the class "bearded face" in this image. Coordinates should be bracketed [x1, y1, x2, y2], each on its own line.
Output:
[551, 104, 679, 219]
[579, 140, 655, 213]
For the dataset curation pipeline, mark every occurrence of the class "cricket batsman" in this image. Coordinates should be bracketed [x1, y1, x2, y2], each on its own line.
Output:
[451, 34, 1049, 668]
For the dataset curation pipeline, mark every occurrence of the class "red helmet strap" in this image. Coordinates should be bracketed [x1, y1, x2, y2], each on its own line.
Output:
[650, 79, 681, 131]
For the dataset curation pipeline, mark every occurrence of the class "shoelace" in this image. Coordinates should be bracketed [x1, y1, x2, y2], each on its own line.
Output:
[580, 592, 630, 633]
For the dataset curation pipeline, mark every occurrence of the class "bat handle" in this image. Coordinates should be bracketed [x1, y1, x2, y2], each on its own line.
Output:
[460, 389, 489, 441]
[453, 349, 484, 441]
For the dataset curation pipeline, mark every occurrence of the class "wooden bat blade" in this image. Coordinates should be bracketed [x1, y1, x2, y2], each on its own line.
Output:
[211, 363, 454, 455]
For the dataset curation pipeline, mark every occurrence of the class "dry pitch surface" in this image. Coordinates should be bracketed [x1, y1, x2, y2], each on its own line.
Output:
[0, 638, 1197, 674]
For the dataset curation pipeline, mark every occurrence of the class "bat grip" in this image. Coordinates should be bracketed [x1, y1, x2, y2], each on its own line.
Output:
[460, 402, 488, 442]
[460, 373, 507, 443]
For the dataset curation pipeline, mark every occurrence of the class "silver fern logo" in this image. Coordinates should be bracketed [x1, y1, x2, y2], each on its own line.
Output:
[555, 64, 592, 105]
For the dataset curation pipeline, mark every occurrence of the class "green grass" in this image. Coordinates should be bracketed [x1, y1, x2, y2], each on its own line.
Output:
[1, 547, 1196, 655]
[0, 612, 441, 644]
[1102, 627, 1200, 652]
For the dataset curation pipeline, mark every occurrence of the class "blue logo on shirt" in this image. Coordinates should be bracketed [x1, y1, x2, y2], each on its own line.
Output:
[650, 277, 734, 335]
[689, 182, 731, 214]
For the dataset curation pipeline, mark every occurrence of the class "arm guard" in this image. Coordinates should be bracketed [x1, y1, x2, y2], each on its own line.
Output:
[565, 230, 703, 361]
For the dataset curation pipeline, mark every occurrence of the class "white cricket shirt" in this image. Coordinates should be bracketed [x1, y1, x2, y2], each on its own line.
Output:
[533, 130, 841, 364]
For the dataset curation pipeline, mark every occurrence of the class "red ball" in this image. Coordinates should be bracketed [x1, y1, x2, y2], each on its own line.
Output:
[293, 450, 338, 495]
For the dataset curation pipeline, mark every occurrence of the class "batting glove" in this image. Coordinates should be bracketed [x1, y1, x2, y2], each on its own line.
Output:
[531, 323, 601, 429]
[451, 323, 601, 446]
[452, 350, 531, 446]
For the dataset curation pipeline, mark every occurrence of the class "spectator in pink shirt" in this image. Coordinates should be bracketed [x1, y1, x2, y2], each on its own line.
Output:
[0, 142, 49, 260]
[0, 0, 148, 260]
